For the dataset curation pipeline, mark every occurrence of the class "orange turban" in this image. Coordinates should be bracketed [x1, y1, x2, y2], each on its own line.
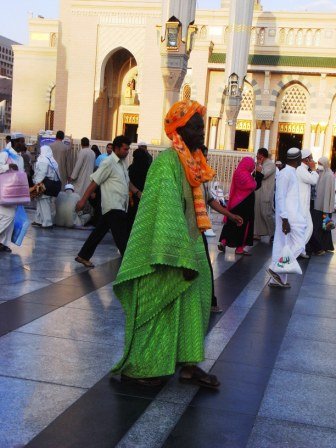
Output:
[163, 100, 216, 232]
[164, 100, 207, 140]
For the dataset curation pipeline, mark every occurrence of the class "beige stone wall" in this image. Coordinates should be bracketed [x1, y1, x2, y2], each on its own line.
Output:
[11, 47, 57, 134]
[11, 18, 58, 134]
[53, 0, 72, 133]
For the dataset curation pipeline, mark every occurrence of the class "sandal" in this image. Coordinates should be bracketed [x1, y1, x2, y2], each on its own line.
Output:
[235, 249, 251, 256]
[179, 365, 220, 389]
[75, 256, 95, 268]
[120, 374, 163, 387]
[211, 305, 223, 313]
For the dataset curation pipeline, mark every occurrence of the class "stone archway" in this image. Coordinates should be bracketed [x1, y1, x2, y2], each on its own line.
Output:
[92, 48, 139, 141]
[274, 82, 310, 161]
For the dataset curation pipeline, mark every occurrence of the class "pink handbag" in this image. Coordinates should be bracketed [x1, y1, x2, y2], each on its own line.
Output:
[0, 170, 30, 205]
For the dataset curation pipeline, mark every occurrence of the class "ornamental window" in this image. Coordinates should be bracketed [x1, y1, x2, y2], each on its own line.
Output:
[240, 85, 254, 112]
[281, 85, 308, 115]
[182, 84, 191, 101]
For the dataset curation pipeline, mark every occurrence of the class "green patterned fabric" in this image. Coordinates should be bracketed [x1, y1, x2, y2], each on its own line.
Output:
[111, 149, 212, 378]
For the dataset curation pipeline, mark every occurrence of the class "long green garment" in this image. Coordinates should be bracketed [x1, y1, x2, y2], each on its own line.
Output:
[111, 149, 212, 378]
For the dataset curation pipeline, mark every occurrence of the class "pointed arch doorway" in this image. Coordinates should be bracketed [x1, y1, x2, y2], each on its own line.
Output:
[92, 48, 139, 142]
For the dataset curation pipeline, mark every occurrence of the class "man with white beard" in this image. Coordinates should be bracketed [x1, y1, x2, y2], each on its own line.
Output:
[296, 149, 319, 258]
[267, 148, 306, 288]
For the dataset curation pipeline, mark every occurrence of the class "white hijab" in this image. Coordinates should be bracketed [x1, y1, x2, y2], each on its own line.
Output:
[315, 157, 335, 214]
[37, 145, 59, 170]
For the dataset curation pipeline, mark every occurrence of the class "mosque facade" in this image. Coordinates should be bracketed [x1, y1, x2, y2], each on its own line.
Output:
[10, 0, 336, 163]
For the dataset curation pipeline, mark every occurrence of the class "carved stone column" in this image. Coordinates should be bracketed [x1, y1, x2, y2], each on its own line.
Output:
[318, 122, 327, 155]
[208, 117, 219, 149]
[264, 120, 272, 150]
[310, 122, 318, 149]
[254, 120, 263, 153]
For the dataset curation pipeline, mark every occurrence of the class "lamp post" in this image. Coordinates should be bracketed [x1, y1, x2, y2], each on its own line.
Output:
[159, 0, 197, 145]
[45, 83, 55, 131]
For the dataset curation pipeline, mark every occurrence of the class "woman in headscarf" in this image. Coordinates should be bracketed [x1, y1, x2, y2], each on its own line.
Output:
[309, 156, 335, 253]
[32, 145, 60, 229]
[127, 147, 152, 228]
[111, 100, 221, 388]
[219, 157, 262, 255]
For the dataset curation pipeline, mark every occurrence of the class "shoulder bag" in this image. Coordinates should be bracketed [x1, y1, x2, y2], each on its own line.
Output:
[43, 158, 62, 197]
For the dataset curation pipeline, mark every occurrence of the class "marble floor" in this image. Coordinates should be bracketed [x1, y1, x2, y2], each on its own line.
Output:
[1, 215, 336, 447]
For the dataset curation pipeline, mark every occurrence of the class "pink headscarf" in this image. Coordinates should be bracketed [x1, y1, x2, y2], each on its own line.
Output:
[227, 157, 257, 211]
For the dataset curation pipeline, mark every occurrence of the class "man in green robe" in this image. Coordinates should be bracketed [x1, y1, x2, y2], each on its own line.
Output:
[111, 100, 220, 388]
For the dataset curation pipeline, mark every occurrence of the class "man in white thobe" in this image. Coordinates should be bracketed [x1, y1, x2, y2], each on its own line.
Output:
[0, 142, 25, 253]
[69, 137, 96, 197]
[268, 148, 306, 288]
[296, 149, 319, 258]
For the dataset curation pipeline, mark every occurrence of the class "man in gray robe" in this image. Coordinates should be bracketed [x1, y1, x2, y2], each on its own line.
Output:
[254, 148, 276, 242]
[69, 137, 96, 197]
[55, 184, 91, 228]
[50, 130, 70, 188]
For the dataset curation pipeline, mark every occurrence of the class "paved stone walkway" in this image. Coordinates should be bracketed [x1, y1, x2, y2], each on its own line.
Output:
[1, 213, 336, 447]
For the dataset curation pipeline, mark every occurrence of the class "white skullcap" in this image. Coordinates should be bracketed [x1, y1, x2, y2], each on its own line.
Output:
[287, 147, 301, 160]
[138, 141, 147, 147]
[301, 149, 311, 159]
[11, 132, 24, 140]
[64, 183, 75, 191]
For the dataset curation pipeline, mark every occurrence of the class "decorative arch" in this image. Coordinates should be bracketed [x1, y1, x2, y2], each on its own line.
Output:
[286, 28, 294, 45]
[50, 33, 57, 48]
[322, 81, 336, 114]
[245, 75, 262, 106]
[258, 28, 265, 45]
[269, 75, 315, 108]
[296, 29, 303, 46]
[278, 28, 286, 44]
[305, 29, 313, 46]
[92, 47, 139, 141]
[98, 46, 139, 95]
[198, 25, 207, 40]
[180, 72, 198, 101]
[314, 29, 321, 46]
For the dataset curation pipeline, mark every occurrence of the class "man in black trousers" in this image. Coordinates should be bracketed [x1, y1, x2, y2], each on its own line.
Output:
[75, 135, 141, 267]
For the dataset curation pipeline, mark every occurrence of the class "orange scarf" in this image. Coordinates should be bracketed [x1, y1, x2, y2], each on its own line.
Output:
[171, 132, 215, 232]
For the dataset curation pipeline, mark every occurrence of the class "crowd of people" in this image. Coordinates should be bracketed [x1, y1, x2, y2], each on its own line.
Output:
[0, 99, 335, 387]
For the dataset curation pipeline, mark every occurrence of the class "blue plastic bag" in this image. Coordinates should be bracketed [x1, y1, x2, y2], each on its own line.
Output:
[11, 206, 30, 246]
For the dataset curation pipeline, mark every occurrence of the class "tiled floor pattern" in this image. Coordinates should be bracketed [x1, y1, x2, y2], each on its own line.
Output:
[1, 222, 336, 447]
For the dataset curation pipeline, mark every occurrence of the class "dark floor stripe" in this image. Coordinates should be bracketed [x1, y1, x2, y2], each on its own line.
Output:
[24, 245, 271, 448]
[209, 242, 271, 330]
[0, 258, 121, 337]
[164, 260, 309, 448]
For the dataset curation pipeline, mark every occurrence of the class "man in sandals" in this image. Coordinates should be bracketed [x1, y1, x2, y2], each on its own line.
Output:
[268, 147, 306, 288]
[111, 100, 220, 389]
